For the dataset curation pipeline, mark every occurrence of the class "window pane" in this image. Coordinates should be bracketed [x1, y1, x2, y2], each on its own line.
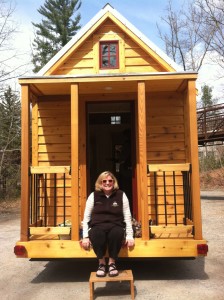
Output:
[110, 44, 116, 55]
[102, 57, 109, 66]
[102, 45, 108, 55]
[110, 56, 116, 67]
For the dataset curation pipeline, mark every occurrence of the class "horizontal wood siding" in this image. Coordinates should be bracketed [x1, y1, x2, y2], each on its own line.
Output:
[53, 18, 167, 75]
[38, 98, 71, 166]
[146, 92, 185, 164]
[124, 38, 165, 73]
[56, 38, 94, 75]
[35, 97, 72, 226]
[146, 92, 187, 225]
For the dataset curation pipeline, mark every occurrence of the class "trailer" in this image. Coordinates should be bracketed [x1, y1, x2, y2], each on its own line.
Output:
[14, 4, 208, 259]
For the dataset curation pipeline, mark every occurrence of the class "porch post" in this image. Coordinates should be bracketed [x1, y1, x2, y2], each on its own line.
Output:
[20, 85, 30, 241]
[186, 80, 202, 239]
[137, 81, 149, 240]
[71, 83, 79, 240]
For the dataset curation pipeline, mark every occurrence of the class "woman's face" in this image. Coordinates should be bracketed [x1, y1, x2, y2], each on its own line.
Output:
[101, 175, 114, 195]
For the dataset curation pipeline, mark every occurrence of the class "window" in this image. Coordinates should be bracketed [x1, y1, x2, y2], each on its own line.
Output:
[100, 41, 119, 69]
[111, 115, 121, 125]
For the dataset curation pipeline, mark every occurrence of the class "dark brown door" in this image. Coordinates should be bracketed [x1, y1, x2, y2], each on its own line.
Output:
[86, 101, 136, 214]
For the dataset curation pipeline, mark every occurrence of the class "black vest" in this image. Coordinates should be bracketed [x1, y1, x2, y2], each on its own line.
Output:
[89, 189, 124, 230]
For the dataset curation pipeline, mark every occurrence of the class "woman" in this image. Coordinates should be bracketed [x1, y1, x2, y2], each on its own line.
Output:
[82, 171, 134, 277]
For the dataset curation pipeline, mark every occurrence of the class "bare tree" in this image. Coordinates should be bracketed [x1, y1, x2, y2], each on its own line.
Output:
[0, 0, 29, 90]
[195, 0, 224, 72]
[157, 0, 214, 71]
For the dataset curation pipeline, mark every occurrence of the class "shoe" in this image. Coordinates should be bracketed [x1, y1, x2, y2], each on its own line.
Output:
[108, 263, 118, 277]
[96, 264, 106, 277]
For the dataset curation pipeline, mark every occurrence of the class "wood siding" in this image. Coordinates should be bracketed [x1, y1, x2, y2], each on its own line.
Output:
[146, 92, 187, 225]
[146, 92, 185, 164]
[53, 18, 166, 75]
[33, 96, 72, 226]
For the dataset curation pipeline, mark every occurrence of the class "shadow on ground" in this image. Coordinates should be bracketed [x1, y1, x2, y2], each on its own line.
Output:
[31, 257, 208, 284]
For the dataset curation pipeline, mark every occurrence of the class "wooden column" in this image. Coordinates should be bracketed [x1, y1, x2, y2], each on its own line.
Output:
[186, 80, 203, 239]
[137, 81, 149, 240]
[79, 98, 87, 219]
[71, 84, 79, 240]
[20, 85, 30, 241]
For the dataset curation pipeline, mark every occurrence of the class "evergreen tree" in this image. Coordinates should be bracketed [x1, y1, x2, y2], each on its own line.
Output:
[32, 0, 82, 73]
[200, 84, 216, 108]
[0, 86, 21, 199]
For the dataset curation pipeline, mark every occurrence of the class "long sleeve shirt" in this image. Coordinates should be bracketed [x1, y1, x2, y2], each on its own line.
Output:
[82, 191, 134, 240]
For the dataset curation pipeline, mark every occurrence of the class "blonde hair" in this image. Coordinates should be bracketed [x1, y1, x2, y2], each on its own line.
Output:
[95, 171, 119, 191]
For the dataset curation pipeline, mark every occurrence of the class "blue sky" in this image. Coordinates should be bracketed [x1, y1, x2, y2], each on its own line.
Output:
[15, 0, 181, 50]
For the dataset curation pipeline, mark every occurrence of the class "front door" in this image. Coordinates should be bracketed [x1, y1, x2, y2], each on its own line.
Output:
[87, 101, 136, 214]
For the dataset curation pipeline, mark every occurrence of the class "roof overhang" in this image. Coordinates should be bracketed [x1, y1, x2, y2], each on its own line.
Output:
[19, 72, 197, 96]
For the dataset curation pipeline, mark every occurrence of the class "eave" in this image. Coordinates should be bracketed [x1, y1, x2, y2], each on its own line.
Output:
[19, 72, 197, 96]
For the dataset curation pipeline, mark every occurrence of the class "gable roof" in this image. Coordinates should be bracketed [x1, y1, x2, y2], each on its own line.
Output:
[37, 3, 182, 76]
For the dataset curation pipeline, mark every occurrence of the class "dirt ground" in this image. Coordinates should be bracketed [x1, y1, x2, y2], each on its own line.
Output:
[0, 192, 224, 300]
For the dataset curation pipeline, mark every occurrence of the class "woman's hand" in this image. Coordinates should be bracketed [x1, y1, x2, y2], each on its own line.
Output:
[126, 239, 135, 249]
[82, 237, 91, 250]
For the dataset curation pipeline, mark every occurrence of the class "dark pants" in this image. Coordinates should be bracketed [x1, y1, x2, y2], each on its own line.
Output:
[89, 225, 124, 260]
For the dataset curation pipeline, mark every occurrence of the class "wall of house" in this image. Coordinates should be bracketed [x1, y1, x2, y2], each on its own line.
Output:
[146, 91, 187, 225]
[53, 18, 166, 75]
[33, 96, 72, 226]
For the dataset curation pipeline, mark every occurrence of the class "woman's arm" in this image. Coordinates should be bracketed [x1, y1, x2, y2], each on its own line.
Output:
[82, 192, 94, 238]
[122, 192, 134, 243]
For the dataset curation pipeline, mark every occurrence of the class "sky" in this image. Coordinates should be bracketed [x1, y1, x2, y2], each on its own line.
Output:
[10, 0, 224, 99]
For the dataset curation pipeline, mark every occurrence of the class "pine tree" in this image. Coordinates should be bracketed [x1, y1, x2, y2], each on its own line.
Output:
[200, 84, 217, 108]
[32, 0, 82, 73]
[0, 86, 21, 199]
[201, 85, 213, 108]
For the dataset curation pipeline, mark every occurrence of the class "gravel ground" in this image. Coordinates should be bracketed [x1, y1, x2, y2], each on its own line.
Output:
[0, 193, 224, 300]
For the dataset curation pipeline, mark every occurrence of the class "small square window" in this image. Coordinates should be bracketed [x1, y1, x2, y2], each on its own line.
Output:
[100, 41, 119, 69]
[111, 115, 121, 125]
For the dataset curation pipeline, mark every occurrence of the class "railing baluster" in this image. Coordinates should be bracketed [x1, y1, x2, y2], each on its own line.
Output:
[63, 173, 66, 226]
[153, 172, 158, 225]
[54, 173, 57, 226]
[44, 174, 47, 226]
[163, 171, 167, 226]
[173, 171, 177, 225]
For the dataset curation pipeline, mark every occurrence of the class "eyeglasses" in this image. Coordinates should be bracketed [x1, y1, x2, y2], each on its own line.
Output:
[102, 179, 113, 184]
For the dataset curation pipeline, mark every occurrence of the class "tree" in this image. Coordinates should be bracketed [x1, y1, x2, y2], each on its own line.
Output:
[195, 0, 224, 73]
[32, 0, 82, 73]
[0, 0, 22, 87]
[157, 0, 214, 71]
[200, 84, 214, 108]
[0, 86, 21, 199]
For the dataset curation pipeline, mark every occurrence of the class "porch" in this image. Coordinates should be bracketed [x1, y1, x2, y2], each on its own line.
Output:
[19, 72, 202, 244]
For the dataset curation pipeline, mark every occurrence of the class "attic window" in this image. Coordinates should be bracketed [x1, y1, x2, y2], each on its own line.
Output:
[100, 41, 119, 69]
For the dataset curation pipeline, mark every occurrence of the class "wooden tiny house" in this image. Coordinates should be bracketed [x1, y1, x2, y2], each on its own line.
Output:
[15, 4, 208, 259]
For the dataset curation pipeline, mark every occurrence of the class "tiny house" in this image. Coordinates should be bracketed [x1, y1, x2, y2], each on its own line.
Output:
[15, 4, 208, 259]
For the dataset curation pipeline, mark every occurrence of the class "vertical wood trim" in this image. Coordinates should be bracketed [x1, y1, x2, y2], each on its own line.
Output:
[20, 85, 30, 241]
[31, 96, 38, 166]
[186, 80, 202, 239]
[137, 81, 149, 240]
[79, 99, 87, 220]
[71, 84, 79, 240]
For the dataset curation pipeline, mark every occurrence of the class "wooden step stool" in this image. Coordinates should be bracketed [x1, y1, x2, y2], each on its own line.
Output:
[89, 269, 134, 300]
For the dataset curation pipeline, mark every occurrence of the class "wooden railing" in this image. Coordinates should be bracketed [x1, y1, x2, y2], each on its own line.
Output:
[29, 166, 71, 228]
[147, 163, 193, 226]
[197, 103, 224, 145]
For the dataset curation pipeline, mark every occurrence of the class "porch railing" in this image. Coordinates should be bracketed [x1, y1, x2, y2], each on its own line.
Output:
[29, 166, 71, 227]
[147, 163, 192, 226]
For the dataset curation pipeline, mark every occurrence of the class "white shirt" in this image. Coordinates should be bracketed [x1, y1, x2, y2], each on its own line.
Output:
[82, 191, 134, 240]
